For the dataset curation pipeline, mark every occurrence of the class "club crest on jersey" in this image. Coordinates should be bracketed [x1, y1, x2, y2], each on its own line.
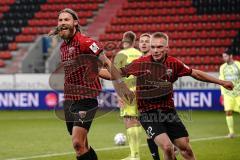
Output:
[166, 69, 173, 78]
[89, 42, 99, 53]
[68, 46, 75, 54]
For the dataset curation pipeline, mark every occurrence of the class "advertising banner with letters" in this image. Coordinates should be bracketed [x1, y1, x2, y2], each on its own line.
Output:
[0, 73, 224, 110]
[0, 90, 223, 111]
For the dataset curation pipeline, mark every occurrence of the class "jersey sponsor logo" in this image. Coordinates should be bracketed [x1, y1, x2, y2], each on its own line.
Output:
[89, 42, 100, 53]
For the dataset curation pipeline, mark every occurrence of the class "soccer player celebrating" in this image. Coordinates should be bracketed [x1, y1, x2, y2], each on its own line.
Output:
[219, 51, 240, 138]
[119, 32, 233, 160]
[114, 31, 143, 160]
[139, 33, 161, 160]
[50, 8, 134, 160]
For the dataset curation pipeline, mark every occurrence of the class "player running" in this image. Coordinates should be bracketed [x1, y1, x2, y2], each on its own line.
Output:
[49, 8, 134, 160]
[119, 32, 234, 160]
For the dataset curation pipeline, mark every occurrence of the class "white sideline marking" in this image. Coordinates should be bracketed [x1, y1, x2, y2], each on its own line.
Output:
[4, 135, 239, 160]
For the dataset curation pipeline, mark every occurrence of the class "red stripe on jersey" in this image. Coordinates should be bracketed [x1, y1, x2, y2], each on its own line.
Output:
[121, 55, 192, 112]
[60, 32, 103, 100]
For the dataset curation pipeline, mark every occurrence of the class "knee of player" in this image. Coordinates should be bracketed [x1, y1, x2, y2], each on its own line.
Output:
[179, 146, 193, 155]
[161, 143, 173, 153]
[72, 140, 86, 152]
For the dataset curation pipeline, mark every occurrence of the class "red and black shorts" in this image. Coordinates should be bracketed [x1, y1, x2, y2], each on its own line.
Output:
[139, 108, 188, 142]
[63, 98, 98, 135]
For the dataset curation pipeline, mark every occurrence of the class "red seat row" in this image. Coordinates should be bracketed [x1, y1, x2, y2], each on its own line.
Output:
[0, 0, 14, 5]
[105, 22, 240, 33]
[100, 30, 237, 41]
[47, 0, 104, 3]
[28, 19, 87, 27]
[100, 33, 232, 47]
[187, 65, 219, 72]
[8, 43, 17, 51]
[176, 56, 222, 65]
[15, 35, 36, 42]
[40, 3, 98, 11]
[0, 5, 10, 13]
[35, 11, 93, 19]
[170, 38, 232, 48]
[21, 27, 51, 35]
[111, 14, 240, 25]
[117, 8, 196, 17]
[122, 1, 192, 9]
[170, 47, 226, 56]
[0, 51, 12, 59]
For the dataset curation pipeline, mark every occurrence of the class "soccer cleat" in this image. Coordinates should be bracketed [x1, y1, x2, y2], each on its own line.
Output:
[121, 155, 140, 160]
[226, 133, 236, 138]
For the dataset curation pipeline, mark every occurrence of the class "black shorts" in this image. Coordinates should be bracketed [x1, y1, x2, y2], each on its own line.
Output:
[64, 98, 98, 135]
[139, 108, 188, 142]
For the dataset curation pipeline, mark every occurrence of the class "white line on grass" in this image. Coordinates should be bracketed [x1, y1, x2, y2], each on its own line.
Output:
[4, 135, 239, 160]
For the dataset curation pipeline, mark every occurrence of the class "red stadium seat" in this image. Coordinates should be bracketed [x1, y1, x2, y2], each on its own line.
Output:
[0, 51, 12, 59]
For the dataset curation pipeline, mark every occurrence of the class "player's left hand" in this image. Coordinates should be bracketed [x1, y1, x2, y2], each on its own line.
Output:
[222, 80, 234, 90]
[115, 82, 135, 104]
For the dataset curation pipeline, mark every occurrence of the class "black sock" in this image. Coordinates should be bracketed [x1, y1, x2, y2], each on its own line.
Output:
[89, 147, 98, 160]
[147, 138, 160, 160]
[76, 149, 91, 160]
[76, 147, 98, 160]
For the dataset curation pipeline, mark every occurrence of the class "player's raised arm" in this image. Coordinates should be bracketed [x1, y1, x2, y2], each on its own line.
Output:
[98, 52, 134, 103]
[190, 69, 234, 90]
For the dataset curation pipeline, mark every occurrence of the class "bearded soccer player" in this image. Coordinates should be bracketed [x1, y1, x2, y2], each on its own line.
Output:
[50, 8, 134, 160]
[119, 32, 234, 160]
[219, 51, 240, 138]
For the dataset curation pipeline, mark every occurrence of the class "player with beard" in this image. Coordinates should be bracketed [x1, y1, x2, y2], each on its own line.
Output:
[49, 8, 134, 160]
[112, 32, 233, 160]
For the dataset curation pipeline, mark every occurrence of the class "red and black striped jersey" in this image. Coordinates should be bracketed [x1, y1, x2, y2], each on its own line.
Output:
[60, 32, 103, 100]
[121, 55, 192, 112]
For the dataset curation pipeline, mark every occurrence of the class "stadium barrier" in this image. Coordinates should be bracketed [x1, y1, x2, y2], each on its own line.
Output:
[0, 74, 223, 111]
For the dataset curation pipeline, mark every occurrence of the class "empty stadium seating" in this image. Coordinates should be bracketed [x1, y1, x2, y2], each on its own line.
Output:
[0, 0, 104, 69]
[0, 0, 239, 72]
[99, 0, 240, 71]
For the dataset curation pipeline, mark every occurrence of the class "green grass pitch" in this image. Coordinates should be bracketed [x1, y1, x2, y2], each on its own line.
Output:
[0, 110, 239, 160]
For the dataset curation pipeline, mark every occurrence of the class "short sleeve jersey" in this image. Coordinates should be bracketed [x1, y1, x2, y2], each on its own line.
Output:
[60, 32, 103, 100]
[121, 55, 192, 112]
